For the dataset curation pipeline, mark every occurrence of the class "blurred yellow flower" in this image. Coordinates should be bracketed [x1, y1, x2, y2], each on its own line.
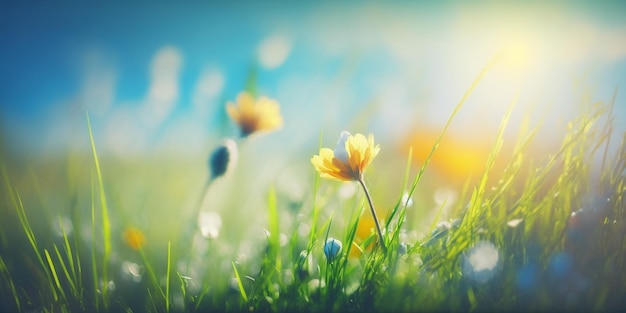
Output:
[123, 227, 145, 251]
[226, 92, 283, 137]
[311, 131, 380, 181]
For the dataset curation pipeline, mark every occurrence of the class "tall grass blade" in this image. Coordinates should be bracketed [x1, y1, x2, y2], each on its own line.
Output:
[44, 248, 67, 301]
[52, 244, 79, 299]
[194, 283, 211, 311]
[89, 172, 100, 309]
[0, 256, 21, 311]
[86, 112, 112, 308]
[57, 215, 82, 302]
[267, 186, 281, 272]
[386, 146, 413, 230]
[7, 181, 59, 301]
[405, 58, 496, 209]
[166, 241, 172, 313]
[341, 201, 364, 274]
[147, 288, 158, 313]
[308, 131, 323, 249]
[232, 261, 248, 303]
[470, 97, 516, 221]
[139, 247, 166, 300]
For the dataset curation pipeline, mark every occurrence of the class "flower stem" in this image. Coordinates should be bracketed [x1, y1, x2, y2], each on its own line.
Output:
[357, 177, 387, 253]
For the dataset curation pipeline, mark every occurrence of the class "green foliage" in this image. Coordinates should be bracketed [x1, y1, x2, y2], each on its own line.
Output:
[0, 84, 625, 312]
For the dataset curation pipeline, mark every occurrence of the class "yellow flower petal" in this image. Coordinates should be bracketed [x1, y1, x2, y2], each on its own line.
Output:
[226, 92, 283, 137]
[311, 131, 379, 181]
[123, 227, 145, 251]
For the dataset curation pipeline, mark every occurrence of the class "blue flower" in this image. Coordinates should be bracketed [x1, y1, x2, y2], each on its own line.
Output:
[324, 238, 342, 262]
[209, 139, 238, 180]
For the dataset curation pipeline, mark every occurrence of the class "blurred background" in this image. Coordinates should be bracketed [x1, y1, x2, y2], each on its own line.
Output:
[1, 1, 625, 245]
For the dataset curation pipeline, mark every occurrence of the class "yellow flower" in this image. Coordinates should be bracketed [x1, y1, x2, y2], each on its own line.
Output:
[123, 227, 145, 251]
[226, 91, 283, 137]
[312, 131, 387, 252]
[311, 131, 380, 181]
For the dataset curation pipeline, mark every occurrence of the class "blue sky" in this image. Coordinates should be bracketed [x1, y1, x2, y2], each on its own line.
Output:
[1, 1, 625, 158]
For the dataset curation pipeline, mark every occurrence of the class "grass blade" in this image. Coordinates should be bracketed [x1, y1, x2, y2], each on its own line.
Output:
[267, 185, 281, 272]
[0, 256, 21, 311]
[308, 131, 323, 250]
[44, 248, 67, 301]
[89, 171, 100, 309]
[5, 179, 59, 302]
[86, 112, 112, 308]
[405, 58, 496, 208]
[53, 244, 79, 300]
[57, 215, 82, 301]
[139, 246, 167, 301]
[341, 201, 364, 274]
[466, 96, 517, 223]
[232, 261, 248, 303]
[386, 146, 414, 230]
[166, 241, 172, 313]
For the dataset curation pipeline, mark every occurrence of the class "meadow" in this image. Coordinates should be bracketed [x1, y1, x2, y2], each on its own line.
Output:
[1, 64, 625, 313]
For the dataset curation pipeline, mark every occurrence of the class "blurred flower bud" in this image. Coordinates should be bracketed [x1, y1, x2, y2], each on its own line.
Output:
[123, 227, 146, 251]
[209, 139, 238, 180]
[324, 238, 342, 262]
[296, 250, 310, 279]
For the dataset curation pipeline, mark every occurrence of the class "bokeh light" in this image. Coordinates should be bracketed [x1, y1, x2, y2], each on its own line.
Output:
[462, 241, 501, 284]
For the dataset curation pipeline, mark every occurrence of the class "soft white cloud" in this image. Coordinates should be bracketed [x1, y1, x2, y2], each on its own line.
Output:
[104, 105, 149, 157]
[80, 49, 117, 117]
[258, 35, 291, 69]
[156, 113, 208, 156]
[100, 46, 186, 157]
[192, 68, 225, 116]
[142, 46, 183, 129]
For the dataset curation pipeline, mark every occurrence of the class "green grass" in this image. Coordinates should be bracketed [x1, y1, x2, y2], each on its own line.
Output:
[0, 78, 625, 312]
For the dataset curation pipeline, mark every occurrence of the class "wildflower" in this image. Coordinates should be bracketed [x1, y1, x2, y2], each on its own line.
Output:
[123, 227, 146, 251]
[324, 238, 342, 262]
[296, 250, 311, 279]
[311, 131, 386, 252]
[226, 91, 283, 137]
[209, 139, 238, 180]
[310, 131, 380, 182]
